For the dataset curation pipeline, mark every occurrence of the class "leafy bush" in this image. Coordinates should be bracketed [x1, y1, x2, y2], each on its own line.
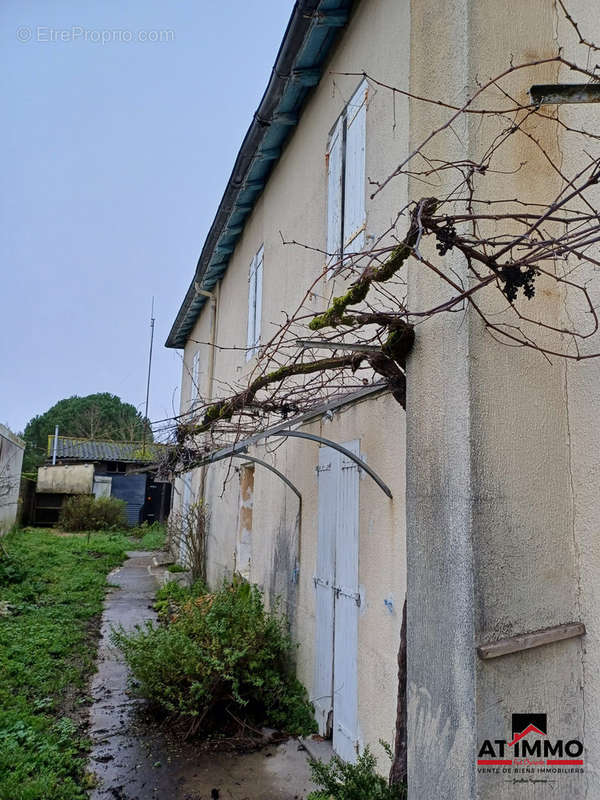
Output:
[112, 578, 317, 737]
[308, 745, 406, 800]
[59, 495, 127, 532]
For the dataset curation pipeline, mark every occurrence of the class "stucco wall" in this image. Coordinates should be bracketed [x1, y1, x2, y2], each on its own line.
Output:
[0, 424, 25, 534]
[172, 0, 600, 794]
[37, 464, 94, 495]
[405, 1, 598, 798]
[200, 390, 405, 765]
[173, 0, 412, 767]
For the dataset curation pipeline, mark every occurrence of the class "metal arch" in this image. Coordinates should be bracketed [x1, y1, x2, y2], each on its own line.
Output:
[268, 429, 393, 499]
[203, 450, 302, 502]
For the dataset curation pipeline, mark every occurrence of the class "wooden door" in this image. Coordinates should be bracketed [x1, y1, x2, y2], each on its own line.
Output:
[314, 441, 360, 761]
[332, 443, 360, 762]
[313, 447, 336, 736]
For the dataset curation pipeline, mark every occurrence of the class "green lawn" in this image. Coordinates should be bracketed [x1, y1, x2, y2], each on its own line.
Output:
[0, 529, 130, 800]
[131, 522, 167, 551]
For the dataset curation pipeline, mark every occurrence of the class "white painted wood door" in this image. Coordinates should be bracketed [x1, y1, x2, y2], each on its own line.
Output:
[314, 441, 360, 762]
[313, 447, 336, 736]
[332, 443, 360, 762]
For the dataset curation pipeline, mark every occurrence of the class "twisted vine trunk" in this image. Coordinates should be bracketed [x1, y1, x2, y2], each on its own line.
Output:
[389, 596, 407, 788]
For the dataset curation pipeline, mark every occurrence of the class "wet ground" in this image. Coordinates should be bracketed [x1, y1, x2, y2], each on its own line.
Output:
[87, 551, 318, 800]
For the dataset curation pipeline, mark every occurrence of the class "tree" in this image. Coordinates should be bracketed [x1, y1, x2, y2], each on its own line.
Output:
[22, 393, 152, 473]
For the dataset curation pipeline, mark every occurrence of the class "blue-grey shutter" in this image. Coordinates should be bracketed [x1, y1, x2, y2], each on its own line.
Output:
[343, 81, 368, 255]
[246, 254, 257, 360]
[326, 118, 344, 277]
[191, 350, 200, 404]
[253, 246, 263, 355]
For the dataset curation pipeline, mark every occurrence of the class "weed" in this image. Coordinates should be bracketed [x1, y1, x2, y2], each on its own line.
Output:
[307, 743, 406, 800]
[167, 563, 188, 573]
[167, 500, 208, 583]
[0, 548, 25, 586]
[153, 579, 206, 621]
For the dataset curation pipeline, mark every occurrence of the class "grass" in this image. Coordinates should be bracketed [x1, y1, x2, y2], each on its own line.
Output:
[0, 528, 129, 800]
[129, 522, 167, 551]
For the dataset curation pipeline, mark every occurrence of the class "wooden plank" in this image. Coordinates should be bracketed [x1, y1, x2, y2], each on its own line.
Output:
[477, 622, 586, 660]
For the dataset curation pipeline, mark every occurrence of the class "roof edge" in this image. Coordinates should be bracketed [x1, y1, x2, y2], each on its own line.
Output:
[166, 0, 355, 349]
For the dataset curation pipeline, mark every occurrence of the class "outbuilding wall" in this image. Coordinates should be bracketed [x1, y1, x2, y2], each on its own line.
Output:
[0, 424, 25, 534]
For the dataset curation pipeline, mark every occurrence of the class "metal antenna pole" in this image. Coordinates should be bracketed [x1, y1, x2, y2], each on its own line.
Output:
[142, 297, 155, 456]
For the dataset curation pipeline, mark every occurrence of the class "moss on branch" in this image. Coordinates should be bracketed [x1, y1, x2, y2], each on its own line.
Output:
[310, 197, 438, 331]
[186, 353, 363, 437]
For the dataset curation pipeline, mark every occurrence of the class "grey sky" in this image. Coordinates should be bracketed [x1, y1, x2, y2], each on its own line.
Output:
[1, 0, 293, 437]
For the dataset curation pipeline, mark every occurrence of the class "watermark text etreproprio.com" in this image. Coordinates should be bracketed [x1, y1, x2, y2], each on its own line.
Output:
[16, 26, 175, 44]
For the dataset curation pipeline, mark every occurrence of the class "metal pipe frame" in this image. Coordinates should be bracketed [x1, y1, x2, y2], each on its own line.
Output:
[269, 429, 393, 499]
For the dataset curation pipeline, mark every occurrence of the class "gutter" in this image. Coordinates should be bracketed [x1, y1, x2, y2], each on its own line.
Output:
[166, 0, 354, 349]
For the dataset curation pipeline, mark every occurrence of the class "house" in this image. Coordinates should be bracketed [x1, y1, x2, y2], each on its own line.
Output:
[35, 436, 171, 527]
[166, 1, 600, 797]
[0, 424, 25, 534]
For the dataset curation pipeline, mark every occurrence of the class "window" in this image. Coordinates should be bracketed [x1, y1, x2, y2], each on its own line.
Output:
[246, 245, 263, 360]
[189, 349, 200, 405]
[326, 80, 368, 275]
[106, 462, 126, 473]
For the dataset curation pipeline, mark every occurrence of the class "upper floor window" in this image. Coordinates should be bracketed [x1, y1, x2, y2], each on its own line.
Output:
[246, 245, 263, 360]
[326, 80, 368, 276]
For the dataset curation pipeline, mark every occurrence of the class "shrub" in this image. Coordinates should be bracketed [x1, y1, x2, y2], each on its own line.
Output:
[153, 579, 206, 622]
[112, 578, 317, 737]
[308, 744, 406, 800]
[59, 495, 127, 532]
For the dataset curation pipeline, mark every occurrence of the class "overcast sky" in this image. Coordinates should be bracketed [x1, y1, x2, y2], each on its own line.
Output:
[1, 0, 293, 437]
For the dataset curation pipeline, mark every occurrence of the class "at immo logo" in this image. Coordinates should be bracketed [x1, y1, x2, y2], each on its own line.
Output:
[478, 713, 584, 766]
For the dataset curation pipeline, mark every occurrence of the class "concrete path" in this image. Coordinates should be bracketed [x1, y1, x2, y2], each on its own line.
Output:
[88, 551, 317, 800]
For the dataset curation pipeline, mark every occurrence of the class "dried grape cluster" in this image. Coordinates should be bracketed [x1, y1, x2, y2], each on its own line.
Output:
[500, 265, 539, 302]
[435, 220, 457, 255]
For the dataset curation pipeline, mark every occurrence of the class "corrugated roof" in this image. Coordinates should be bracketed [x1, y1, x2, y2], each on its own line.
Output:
[48, 436, 166, 463]
[165, 0, 355, 349]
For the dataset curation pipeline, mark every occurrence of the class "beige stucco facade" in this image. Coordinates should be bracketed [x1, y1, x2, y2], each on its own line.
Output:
[170, 0, 600, 796]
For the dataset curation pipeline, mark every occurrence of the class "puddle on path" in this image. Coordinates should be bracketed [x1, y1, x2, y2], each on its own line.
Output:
[88, 551, 317, 800]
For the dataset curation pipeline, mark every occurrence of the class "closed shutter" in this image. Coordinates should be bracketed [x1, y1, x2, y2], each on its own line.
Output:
[246, 247, 264, 359]
[343, 81, 367, 255]
[253, 246, 263, 355]
[326, 117, 344, 277]
[332, 442, 360, 763]
[191, 350, 200, 404]
[246, 254, 257, 359]
[313, 447, 337, 736]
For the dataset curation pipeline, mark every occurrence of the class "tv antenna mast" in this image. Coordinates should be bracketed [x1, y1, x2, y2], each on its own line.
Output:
[142, 297, 155, 455]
